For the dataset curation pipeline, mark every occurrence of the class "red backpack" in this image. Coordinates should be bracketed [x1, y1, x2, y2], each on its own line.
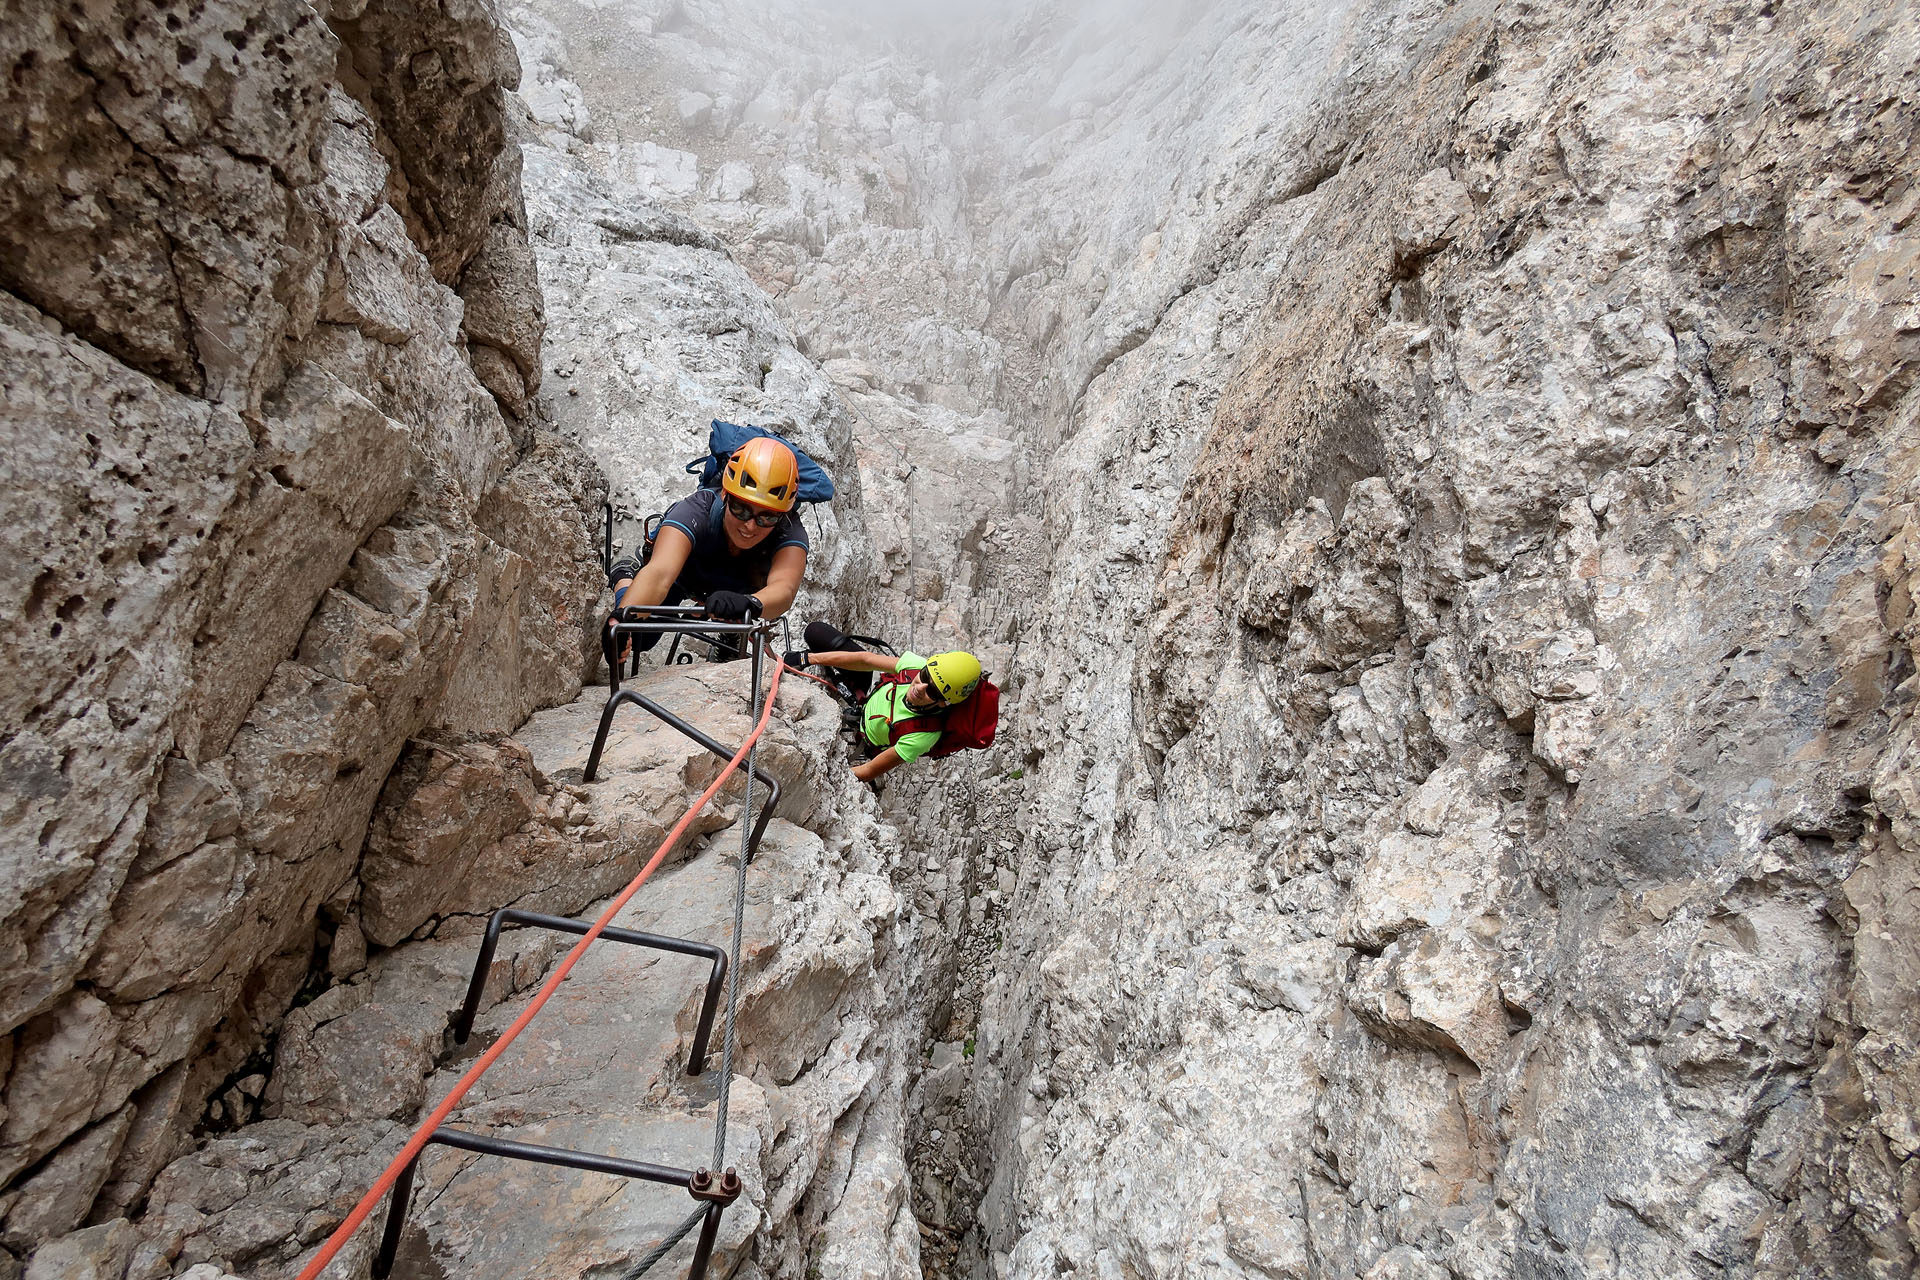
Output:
[879, 671, 1000, 758]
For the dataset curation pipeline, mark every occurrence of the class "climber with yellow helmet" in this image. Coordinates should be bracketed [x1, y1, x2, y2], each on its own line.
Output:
[786, 622, 987, 782]
[607, 436, 808, 655]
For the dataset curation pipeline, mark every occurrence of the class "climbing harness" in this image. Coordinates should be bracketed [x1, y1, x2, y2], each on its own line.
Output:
[301, 609, 785, 1280]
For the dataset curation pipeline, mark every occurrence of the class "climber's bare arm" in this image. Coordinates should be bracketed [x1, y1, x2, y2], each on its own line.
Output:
[852, 748, 904, 782]
[753, 545, 807, 620]
[806, 650, 900, 673]
[614, 527, 693, 611]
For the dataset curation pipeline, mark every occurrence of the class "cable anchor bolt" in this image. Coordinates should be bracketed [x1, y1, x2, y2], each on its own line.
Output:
[689, 1166, 742, 1205]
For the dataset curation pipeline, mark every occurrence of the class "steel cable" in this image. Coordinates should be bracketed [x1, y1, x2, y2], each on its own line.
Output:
[294, 650, 786, 1280]
[712, 634, 763, 1167]
[616, 1205, 711, 1280]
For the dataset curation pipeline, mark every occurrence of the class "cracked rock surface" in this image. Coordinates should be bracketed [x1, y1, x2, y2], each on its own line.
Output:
[5, 0, 1919, 1277]
[0, 0, 602, 1266]
[504, 1, 1920, 1277]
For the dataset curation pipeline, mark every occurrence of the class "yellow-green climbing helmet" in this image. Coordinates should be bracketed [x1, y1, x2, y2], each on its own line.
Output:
[923, 651, 983, 704]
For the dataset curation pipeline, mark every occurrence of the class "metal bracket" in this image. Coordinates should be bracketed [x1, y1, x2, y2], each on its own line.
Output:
[373, 1129, 731, 1279]
[602, 606, 762, 693]
[369, 626, 774, 1280]
[688, 1166, 742, 1205]
[451, 908, 728, 1075]
[374, 899, 749, 1278]
[586, 620, 781, 864]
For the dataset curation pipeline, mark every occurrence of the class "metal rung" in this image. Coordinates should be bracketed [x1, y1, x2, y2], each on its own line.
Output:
[370, 629, 768, 1280]
[602, 614, 765, 692]
[452, 909, 728, 1075]
[373, 900, 744, 1280]
[372, 1127, 739, 1279]
[583, 684, 781, 866]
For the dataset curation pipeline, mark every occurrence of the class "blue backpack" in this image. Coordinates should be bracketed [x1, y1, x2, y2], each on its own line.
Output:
[686, 420, 835, 503]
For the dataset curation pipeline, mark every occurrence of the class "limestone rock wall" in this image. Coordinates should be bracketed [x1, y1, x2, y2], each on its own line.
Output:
[507, 2, 876, 628]
[497, 1, 1920, 1278]
[7, 0, 1916, 1276]
[509, 0, 1023, 651]
[947, 5, 1920, 1280]
[0, 0, 603, 1261]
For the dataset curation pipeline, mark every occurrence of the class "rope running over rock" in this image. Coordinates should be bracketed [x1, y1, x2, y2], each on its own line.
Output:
[293, 654, 789, 1280]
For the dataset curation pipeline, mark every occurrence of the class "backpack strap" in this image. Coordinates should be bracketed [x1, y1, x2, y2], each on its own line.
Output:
[887, 712, 947, 745]
[878, 669, 946, 745]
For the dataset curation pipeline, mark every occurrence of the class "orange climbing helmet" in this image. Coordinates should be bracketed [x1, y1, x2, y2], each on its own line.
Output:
[721, 436, 801, 512]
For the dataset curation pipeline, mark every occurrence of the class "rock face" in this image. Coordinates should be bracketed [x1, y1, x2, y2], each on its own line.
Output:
[954, 6, 1920, 1279]
[502, 1, 1920, 1278]
[7, 0, 1918, 1277]
[127, 663, 921, 1280]
[0, 0, 602, 1261]
[507, 3, 875, 626]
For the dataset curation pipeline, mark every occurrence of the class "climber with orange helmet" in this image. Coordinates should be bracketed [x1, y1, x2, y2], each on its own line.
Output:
[607, 436, 809, 653]
[786, 622, 986, 782]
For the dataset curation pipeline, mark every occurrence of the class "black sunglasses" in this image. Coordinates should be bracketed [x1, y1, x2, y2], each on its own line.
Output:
[725, 496, 784, 527]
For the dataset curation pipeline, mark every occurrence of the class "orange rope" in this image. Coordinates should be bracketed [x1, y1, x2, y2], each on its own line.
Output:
[294, 659, 787, 1280]
[778, 657, 846, 696]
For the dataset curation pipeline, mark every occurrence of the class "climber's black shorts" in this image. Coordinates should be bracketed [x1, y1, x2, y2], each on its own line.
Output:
[805, 621, 875, 699]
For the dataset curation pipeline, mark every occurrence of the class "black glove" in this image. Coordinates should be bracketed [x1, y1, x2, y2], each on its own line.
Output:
[705, 590, 761, 621]
[782, 649, 810, 669]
